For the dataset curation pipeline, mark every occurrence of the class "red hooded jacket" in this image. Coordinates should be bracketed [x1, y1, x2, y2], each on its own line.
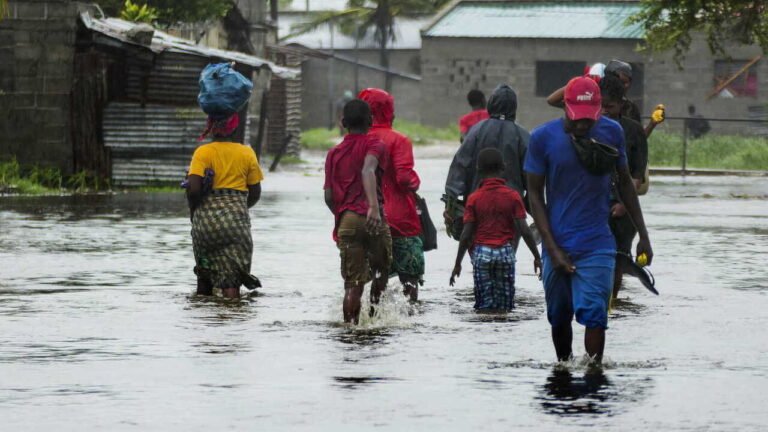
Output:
[358, 88, 421, 238]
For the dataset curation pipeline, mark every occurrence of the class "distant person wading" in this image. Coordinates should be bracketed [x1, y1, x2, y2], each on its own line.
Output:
[458, 89, 490, 142]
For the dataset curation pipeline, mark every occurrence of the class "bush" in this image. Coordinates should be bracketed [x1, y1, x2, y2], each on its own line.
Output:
[649, 132, 768, 170]
[300, 128, 339, 150]
[300, 122, 459, 149]
[393, 120, 459, 145]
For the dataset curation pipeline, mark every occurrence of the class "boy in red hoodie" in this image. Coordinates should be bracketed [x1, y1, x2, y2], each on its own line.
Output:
[450, 148, 541, 310]
[358, 88, 424, 301]
[324, 99, 392, 324]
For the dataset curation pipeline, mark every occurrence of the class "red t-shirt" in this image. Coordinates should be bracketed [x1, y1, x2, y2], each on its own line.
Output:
[324, 133, 387, 239]
[463, 178, 526, 247]
[369, 125, 421, 238]
[458, 109, 490, 135]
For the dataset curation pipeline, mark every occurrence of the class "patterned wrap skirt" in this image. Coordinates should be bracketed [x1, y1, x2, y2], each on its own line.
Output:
[471, 244, 516, 310]
[390, 235, 425, 283]
[191, 189, 259, 289]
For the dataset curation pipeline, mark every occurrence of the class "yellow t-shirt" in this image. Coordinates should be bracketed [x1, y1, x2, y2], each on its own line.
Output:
[188, 142, 264, 191]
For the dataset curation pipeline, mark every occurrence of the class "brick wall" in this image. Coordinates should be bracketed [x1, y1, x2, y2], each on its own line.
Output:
[0, 0, 77, 173]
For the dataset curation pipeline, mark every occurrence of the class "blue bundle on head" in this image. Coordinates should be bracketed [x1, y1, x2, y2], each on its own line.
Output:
[198, 63, 253, 120]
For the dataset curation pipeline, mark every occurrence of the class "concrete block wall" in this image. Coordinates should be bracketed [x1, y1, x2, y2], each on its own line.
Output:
[299, 49, 422, 130]
[0, 0, 77, 173]
[420, 37, 645, 130]
[421, 37, 768, 136]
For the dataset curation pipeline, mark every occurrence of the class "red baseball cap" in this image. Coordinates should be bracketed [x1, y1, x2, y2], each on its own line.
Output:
[564, 76, 602, 121]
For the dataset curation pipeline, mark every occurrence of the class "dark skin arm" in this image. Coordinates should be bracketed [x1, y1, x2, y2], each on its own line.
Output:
[362, 154, 382, 231]
[644, 121, 657, 138]
[247, 183, 261, 208]
[616, 165, 654, 264]
[546, 86, 566, 108]
[514, 218, 542, 278]
[449, 221, 476, 286]
[324, 188, 334, 214]
[187, 175, 203, 220]
[526, 172, 576, 274]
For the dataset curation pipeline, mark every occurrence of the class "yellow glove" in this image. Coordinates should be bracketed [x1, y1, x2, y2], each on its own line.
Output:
[651, 104, 665, 124]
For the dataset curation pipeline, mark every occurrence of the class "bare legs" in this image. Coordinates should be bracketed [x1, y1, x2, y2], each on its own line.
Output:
[343, 276, 388, 324]
[343, 283, 364, 324]
[552, 323, 605, 363]
[552, 324, 573, 362]
[584, 327, 605, 362]
[196, 277, 213, 296]
[401, 276, 420, 302]
[612, 263, 623, 299]
[196, 277, 240, 300]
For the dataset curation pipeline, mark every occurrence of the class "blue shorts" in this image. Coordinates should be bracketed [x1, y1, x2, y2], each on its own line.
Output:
[542, 249, 615, 329]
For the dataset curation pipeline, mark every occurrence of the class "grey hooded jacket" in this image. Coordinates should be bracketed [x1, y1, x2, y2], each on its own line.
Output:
[445, 84, 530, 201]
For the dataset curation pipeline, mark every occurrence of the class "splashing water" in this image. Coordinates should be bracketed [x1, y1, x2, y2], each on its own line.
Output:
[326, 281, 416, 328]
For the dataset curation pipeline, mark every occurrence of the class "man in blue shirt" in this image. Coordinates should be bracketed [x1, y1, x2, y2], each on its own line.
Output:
[524, 77, 653, 363]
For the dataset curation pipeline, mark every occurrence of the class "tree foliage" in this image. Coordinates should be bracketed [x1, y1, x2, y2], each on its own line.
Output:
[629, 0, 768, 65]
[285, 0, 450, 88]
[97, 0, 233, 26]
[120, 0, 159, 23]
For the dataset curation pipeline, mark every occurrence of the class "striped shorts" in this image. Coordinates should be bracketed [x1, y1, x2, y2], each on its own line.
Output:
[471, 244, 516, 310]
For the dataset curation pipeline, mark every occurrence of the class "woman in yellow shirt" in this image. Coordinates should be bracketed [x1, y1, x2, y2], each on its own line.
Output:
[187, 113, 264, 299]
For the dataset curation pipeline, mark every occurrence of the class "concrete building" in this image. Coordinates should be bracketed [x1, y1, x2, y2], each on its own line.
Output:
[279, 10, 428, 129]
[420, 1, 768, 133]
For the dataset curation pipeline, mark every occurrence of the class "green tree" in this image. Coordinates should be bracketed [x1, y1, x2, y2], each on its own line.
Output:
[97, 0, 233, 26]
[120, 0, 159, 23]
[286, 0, 451, 90]
[630, 0, 768, 65]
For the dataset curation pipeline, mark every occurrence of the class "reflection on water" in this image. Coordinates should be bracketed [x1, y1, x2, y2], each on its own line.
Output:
[537, 367, 652, 417]
[332, 375, 402, 390]
[332, 328, 393, 347]
[538, 368, 614, 416]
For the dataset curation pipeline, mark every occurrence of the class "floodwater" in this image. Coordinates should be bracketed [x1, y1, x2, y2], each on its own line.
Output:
[1, 148, 767, 431]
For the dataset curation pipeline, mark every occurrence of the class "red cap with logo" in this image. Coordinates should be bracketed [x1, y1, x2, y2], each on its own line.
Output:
[564, 76, 602, 121]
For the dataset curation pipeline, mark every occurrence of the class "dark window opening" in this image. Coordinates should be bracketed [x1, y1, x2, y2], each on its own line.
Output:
[535, 61, 587, 97]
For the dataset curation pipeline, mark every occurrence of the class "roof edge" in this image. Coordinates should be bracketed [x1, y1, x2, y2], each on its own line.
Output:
[420, 0, 463, 35]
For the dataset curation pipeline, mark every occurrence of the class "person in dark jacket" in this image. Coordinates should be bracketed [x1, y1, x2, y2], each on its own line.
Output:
[443, 84, 530, 240]
[600, 74, 649, 299]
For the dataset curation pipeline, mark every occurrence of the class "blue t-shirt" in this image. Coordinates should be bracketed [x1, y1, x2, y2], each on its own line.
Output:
[524, 117, 627, 254]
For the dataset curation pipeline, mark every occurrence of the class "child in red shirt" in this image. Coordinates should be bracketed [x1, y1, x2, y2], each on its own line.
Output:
[450, 148, 541, 310]
[458, 89, 490, 142]
[324, 100, 392, 324]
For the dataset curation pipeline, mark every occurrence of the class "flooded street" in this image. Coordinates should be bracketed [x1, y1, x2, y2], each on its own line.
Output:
[1, 149, 767, 431]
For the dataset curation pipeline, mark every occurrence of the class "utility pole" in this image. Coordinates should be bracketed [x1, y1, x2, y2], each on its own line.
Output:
[327, 18, 335, 130]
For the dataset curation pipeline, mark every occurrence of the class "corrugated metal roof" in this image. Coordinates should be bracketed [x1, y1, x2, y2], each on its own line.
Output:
[423, 2, 644, 39]
[79, 11, 299, 79]
[103, 102, 251, 186]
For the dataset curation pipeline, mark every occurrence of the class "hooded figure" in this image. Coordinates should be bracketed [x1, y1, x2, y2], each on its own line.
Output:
[443, 84, 529, 240]
[445, 84, 530, 203]
[358, 88, 425, 300]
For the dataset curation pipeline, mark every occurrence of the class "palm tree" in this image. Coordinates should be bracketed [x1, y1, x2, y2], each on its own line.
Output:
[286, 0, 450, 90]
